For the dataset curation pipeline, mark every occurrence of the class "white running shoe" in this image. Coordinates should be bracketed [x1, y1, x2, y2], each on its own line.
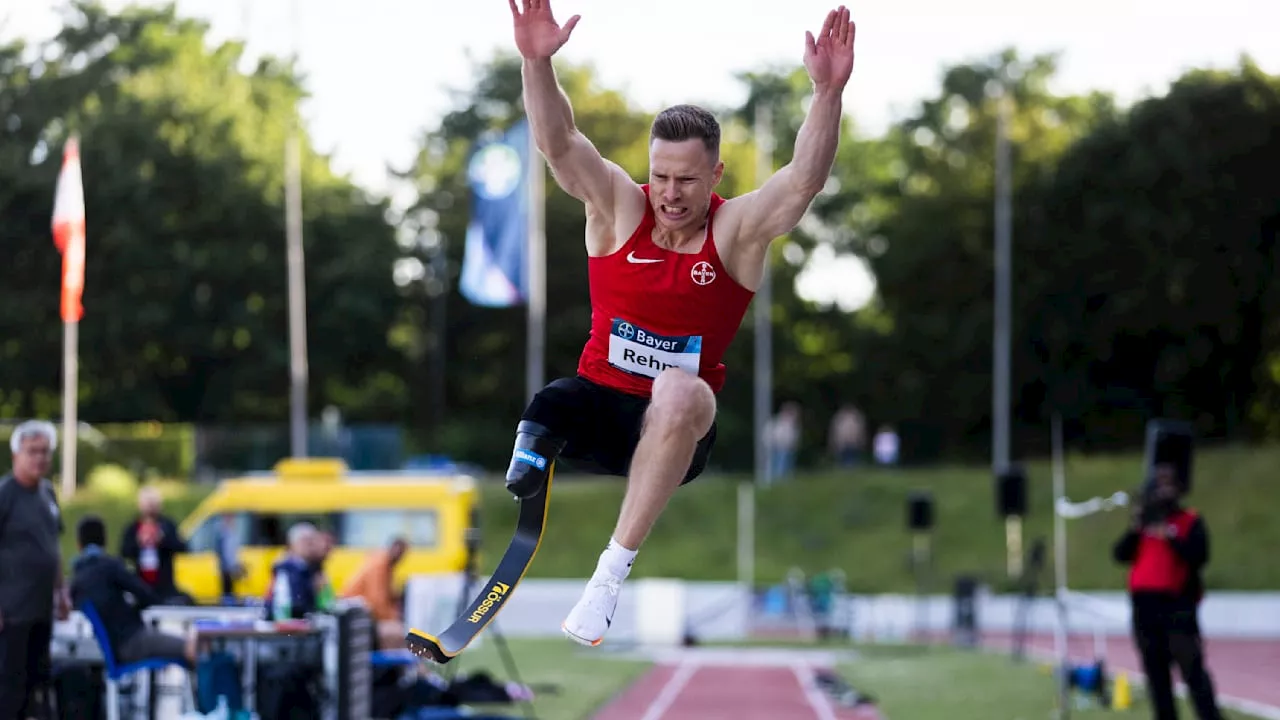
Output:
[561, 572, 623, 647]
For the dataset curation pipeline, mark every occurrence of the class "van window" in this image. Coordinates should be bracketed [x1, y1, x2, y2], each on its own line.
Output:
[249, 513, 339, 547]
[186, 513, 250, 553]
[341, 509, 439, 550]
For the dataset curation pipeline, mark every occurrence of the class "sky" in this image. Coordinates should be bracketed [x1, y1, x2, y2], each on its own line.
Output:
[5, 0, 1277, 310]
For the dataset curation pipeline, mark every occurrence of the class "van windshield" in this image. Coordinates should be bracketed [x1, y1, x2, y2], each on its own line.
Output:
[187, 508, 439, 550]
[341, 509, 438, 549]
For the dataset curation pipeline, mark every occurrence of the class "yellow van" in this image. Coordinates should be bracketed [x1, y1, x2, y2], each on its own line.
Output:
[173, 458, 479, 606]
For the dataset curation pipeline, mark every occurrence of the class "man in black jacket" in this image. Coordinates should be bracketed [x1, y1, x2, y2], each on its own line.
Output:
[1113, 463, 1222, 720]
[119, 487, 191, 604]
[71, 515, 194, 668]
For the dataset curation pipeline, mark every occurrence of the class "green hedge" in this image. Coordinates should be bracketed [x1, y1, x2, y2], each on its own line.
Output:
[2, 422, 196, 485]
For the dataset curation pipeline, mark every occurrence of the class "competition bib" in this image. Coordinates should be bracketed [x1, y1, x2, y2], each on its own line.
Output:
[607, 318, 702, 379]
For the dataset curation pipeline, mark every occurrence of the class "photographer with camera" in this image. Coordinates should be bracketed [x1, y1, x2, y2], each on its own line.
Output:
[1113, 462, 1222, 720]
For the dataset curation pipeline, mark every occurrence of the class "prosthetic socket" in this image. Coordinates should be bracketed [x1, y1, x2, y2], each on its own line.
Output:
[505, 420, 566, 500]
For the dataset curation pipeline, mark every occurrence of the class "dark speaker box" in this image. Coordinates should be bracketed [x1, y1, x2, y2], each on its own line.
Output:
[907, 491, 934, 531]
[996, 465, 1028, 518]
[1144, 419, 1194, 493]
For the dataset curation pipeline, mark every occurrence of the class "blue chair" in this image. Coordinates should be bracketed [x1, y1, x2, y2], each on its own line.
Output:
[79, 602, 196, 720]
[370, 649, 420, 669]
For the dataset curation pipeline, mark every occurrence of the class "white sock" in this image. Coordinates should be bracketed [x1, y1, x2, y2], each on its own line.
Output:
[597, 537, 637, 579]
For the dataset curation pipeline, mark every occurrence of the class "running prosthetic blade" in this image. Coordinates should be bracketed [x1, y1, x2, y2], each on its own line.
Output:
[406, 466, 553, 664]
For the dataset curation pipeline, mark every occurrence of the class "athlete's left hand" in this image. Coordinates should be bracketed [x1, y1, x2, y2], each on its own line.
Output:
[804, 6, 856, 93]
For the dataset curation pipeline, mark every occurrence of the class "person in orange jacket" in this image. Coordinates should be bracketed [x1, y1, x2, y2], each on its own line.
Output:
[340, 537, 408, 648]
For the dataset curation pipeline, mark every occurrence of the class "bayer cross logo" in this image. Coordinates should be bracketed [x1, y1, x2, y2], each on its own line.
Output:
[616, 322, 636, 340]
[468, 143, 522, 200]
[691, 261, 716, 286]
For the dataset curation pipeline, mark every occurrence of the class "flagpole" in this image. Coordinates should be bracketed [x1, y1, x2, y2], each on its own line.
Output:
[60, 321, 78, 498]
[286, 131, 308, 458]
[285, 0, 308, 458]
[742, 102, 773, 594]
[525, 118, 546, 403]
[53, 136, 86, 499]
[752, 102, 774, 488]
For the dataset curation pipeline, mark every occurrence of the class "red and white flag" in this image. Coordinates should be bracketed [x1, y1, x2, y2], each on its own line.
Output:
[52, 137, 86, 323]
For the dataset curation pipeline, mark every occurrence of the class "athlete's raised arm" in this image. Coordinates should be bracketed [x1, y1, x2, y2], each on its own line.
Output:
[512, 0, 635, 225]
[719, 6, 856, 283]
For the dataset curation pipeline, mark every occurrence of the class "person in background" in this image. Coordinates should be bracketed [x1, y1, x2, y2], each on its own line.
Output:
[215, 514, 245, 603]
[827, 404, 866, 468]
[872, 425, 899, 466]
[259, 524, 327, 718]
[264, 523, 323, 621]
[120, 486, 191, 604]
[0, 420, 70, 720]
[1113, 463, 1222, 720]
[766, 402, 802, 482]
[340, 537, 409, 648]
[69, 515, 195, 667]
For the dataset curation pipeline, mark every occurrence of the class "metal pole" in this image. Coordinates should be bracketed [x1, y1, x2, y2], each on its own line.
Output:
[741, 102, 772, 598]
[432, 235, 448, 430]
[753, 103, 774, 487]
[526, 123, 546, 403]
[737, 482, 754, 591]
[1052, 412, 1068, 615]
[993, 85, 1013, 472]
[1052, 411, 1071, 718]
[60, 320, 78, 497]
[285, 0, 308, 458]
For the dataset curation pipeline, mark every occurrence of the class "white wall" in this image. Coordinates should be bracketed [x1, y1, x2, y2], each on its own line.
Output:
[405, 576, 1280, 642]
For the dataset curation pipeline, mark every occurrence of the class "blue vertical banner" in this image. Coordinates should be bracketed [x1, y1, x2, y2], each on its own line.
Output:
[458, 118, 530, 307]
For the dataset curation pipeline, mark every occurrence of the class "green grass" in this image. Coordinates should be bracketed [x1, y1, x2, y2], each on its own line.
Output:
[838, 643, 1260, 719]
[443, 637, 650, 720]
[477, 443, 1280, 591]
[56, 443, 1280, 592]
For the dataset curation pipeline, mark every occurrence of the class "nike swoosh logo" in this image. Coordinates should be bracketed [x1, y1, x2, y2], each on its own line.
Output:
[626, 251, 663, 264]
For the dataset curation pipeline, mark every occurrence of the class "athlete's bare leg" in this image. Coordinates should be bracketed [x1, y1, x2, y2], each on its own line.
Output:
[562, 368, 715, 646]
[613, 369, 716, 548]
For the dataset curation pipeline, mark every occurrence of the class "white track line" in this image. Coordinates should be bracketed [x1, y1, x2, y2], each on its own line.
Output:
[792, 664, 840, 720]
[638, 661, 698, 720]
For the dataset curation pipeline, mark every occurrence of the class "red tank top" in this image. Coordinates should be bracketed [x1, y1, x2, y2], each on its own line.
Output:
[577, 185, 755, 397]
[1128, 508, 1200, 597]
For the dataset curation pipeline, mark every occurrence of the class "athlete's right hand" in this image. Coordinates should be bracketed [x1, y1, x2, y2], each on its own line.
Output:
[509, 0, 580, 60]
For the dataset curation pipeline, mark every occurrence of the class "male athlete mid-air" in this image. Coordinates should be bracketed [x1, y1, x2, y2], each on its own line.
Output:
[504, 0, 856, 648]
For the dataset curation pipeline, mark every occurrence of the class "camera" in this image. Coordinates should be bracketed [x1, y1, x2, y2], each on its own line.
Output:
[1137, 480, 1175, 526]
[1137, 419, 1195, 526]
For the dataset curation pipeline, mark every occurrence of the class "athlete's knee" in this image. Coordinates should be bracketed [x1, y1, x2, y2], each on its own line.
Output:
[647, 369, 715, 437]
[505, 420, 566, 500]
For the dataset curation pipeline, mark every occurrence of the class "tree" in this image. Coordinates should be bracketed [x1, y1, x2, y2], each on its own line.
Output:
[848, 50, 1112, 460]
[1028, 57, 1280, 444]
[0, 1, 405, 423]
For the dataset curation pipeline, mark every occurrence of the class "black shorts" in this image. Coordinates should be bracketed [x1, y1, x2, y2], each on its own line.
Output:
[0, 619, 52, 719]
[520, 376, 717, 484]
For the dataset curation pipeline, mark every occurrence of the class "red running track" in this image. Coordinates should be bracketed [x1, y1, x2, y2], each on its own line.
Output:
[591, 663, 885, 720]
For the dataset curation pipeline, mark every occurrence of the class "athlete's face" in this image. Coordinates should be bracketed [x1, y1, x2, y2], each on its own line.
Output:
[648, 139, 723, 234]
